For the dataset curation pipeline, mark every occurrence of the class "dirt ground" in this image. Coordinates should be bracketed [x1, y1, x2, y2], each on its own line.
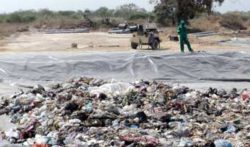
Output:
[0, 31, 249, 52]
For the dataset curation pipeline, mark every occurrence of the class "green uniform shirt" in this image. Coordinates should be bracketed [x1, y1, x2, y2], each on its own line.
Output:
[177, 24, 188, 39]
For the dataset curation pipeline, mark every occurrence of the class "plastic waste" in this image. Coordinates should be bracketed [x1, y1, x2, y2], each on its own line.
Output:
[5, 129, 19, 140]
[35, 134, 49, 144]
[241, 89, 250, 101]
[135, 111, 147, 123]
[89, 82, 134, 97]
[214, 139, 233, 147]
[33, 144, 49, 147]
[119, 134, 159, 146]
[0, 133, 3, 141]
[112, 120, 119, 128]
[1, 77, 249, 146]
[176, 122, 190, 137]
[178, 138, 193, 147]
[130, 124, 139, 129]
[85, 101, 93, 113]
[224, 124, 237, 133]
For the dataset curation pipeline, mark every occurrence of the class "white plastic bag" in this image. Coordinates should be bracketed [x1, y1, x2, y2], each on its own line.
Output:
[90, 82, 134, 97]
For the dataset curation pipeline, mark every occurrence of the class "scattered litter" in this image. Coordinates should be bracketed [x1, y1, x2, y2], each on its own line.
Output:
[71, 43, 78, 48]
[0, 77, 250, 146]
[214, 139, 233, 147]
[98, 45, 120, 48]
[169, 35, 179, 41]
[191, 31, 219, 37]
[219, 37, 250, 47]
[45, 28, 90, 34]
[108, 23, 137, 34]
[241, 89, 250, 102]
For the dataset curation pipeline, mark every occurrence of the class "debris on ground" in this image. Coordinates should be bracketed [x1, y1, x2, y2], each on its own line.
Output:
[45, 28, 90, 34]
[108, 23, 137, 34]
[169, 35, 179, 41]
[0, 77, 250, 146]
[71, 43, 78, 48]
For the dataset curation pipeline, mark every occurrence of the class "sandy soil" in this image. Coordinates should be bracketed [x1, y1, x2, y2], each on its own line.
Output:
[0, 31, 248, 53]
[0, 32, 130, 52]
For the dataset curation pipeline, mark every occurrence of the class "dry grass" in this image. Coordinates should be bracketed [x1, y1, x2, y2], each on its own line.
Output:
[1, 11, 250, 39]
[0, 17, 86, 37]
[32, 17, 85, 29]
[246, 20, 250, 31]
[219, 13, 247, 30]
[190, 15, 222, 32]
[0, 23, 29, 37]
[190, 14, 250, 33]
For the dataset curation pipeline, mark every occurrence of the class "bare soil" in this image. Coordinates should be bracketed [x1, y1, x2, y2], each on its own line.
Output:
[0, 31, 249, 53]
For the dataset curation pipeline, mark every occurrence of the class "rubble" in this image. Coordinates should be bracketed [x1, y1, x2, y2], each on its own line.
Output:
[0, 77, 250, 146]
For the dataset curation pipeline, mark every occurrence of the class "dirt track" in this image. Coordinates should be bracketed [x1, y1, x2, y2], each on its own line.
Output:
[0, 31, 248, 52]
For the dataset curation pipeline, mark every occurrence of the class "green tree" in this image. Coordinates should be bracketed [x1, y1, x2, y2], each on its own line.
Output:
[115, 3, 148, 19]
[5, 10, 37, 23]
[94, 7, 113, 18]
[82, 9, 95, 27]
[150, 0, 225, 25]
[39, 9, 55, 17]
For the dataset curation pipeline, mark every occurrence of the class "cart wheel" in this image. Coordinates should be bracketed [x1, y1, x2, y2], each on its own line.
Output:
[131, 42, 138, 49]
[151, 39, 159, 50]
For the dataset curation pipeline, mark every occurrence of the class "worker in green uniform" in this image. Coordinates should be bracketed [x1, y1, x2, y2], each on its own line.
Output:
[177, 20, 193, 53]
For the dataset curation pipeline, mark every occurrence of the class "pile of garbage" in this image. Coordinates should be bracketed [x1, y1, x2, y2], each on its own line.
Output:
[0, 77, 250, 146]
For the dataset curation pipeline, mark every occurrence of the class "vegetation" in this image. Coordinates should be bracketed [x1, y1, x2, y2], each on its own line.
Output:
[150, 0, 224, 25]
[0, 2, 250, 37]
[219, 12, 248, 30]
[0, 4, 154, 36]
[0, 4, 152, 28]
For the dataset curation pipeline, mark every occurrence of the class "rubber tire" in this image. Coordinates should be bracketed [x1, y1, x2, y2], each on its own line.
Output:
[151, 39, 159, 50]
[131, 42, 138, 49]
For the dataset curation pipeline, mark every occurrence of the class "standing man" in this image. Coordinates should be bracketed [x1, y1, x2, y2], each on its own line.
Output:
[177, 20, 194, 53]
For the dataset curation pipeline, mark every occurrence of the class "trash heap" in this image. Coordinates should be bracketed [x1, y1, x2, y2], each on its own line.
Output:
[0, 77, 250, 146]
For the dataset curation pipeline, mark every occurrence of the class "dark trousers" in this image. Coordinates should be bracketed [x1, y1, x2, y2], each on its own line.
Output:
[180, 37, 193, 53]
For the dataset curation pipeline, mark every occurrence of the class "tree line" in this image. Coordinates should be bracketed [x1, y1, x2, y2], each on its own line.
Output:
[1, 0, 249, 31]
[0, 4, 152, 24]
[150, 0, 225, 25]
[0, 1, 225, 25]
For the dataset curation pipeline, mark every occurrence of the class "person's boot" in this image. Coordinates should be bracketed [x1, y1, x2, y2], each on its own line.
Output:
[189, 49, 194, 53]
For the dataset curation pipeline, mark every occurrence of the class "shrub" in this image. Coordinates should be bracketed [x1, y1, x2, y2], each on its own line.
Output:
[129, 12, 149, 20]
[0, 23, 25, 36]
[5, 13, 22, 23]
[0, 15, 5, 23]
[190, 14, 221, 31]
[58, 11, 75, 17]
[5, 11, 37, 23]
[219, 13, 247, 30]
